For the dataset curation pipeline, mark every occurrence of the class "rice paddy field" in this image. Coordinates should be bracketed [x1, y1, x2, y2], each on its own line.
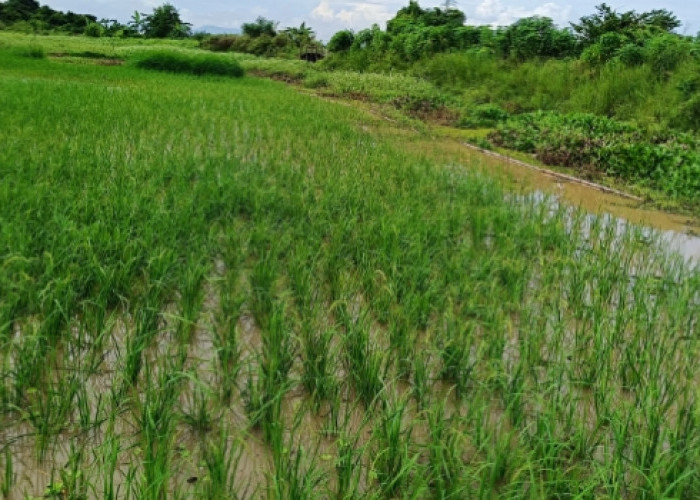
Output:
[1, 35, 699, 498]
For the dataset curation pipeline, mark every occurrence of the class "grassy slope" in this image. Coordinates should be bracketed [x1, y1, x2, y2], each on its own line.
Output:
[0, 40, 699, 498]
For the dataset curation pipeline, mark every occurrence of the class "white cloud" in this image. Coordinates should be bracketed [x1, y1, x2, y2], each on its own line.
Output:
[311, 1, 398, 28]
[472, 0, 572, 27]
[312, 0, 335, 21]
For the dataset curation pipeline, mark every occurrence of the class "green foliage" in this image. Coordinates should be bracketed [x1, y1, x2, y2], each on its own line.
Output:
[242, 16, 277, 38]
[490, 111, 700, 201]
[571, 3, 680, 47]
[581, 31, 626, 65]
[645, 34, 693, 75]
[387, 0, 465, 35]
[201, 33, 295, 57]
[84, 22, 103, 38]
[202, 20, 320, 59]
[132, 50, 244, 77]
[142, 3, 191, 39]
[283, 21, 315, 50]
[0, 0, 96, 34]
[327, 29, 354, 52]
[497, 16, 577, 60]
[617, 43, 645, 66]
[459, 103, 509, 128]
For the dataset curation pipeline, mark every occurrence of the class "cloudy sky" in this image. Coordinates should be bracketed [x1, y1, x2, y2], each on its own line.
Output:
[46, 1, 700, 41]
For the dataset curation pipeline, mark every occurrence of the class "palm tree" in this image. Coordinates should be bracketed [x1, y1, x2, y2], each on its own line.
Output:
[284, 22, 316, 55]
[129, 11, 145, 35]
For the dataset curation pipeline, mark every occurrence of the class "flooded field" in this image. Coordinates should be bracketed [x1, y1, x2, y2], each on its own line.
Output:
[1, 43, 699, 498]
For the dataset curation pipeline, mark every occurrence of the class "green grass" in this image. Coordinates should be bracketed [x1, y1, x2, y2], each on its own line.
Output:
[0, 35, 699, 498]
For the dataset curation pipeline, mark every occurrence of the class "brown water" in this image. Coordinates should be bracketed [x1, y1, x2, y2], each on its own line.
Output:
[402, 122, 700, 265]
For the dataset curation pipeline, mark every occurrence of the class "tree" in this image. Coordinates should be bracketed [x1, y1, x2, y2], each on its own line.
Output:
[242, 16, 277, 38]
[128, 11, 145, 35]
[387, 1, 465, 35]
[284, 22, 315, 50]
[571, 4, 680, 46]
[328, 29, 354, 52]
[143, 3, 191, 38]
[84, 21, 103, 37]
[498, 17, 577, 60]
[0, 0, 39, 22]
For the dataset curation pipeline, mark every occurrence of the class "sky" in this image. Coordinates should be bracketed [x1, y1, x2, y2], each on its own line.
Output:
[45, 1, 700, 41]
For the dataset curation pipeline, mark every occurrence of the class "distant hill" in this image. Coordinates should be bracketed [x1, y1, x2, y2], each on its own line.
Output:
[195, 25, 241, 35]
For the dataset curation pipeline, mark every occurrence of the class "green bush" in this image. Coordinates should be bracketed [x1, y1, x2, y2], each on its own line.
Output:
[459, 104, 509, 128]
[132, 50, 245, 77]
[328, 30, 354, 52]
[646, 34, 692, 76]
[489, 111, 700, 200]
[84, 22, 104, 38]
[617, 44, 645, 66]
[303, 73, 329, 88]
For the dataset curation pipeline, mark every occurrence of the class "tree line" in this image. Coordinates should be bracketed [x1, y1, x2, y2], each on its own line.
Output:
[0, 1, 191, 38]
[1, 0, 695, 71]
[322, 2, 686, 68]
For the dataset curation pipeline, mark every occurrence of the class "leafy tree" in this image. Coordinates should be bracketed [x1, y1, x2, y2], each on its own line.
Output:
[645, 34, 692, 75]
[571, 3, 680, 46]
[283, 22, 315, 50]
[387, 1, 465, 35]
[328, 30, 354, 52]
[0, 0, 39, 22]
[498, 17, 577, 60]
[143, 3, 191, 38]
[129, 11, 145, 35]
[242, 16, 277, 38]
[84, 21, 103, 37]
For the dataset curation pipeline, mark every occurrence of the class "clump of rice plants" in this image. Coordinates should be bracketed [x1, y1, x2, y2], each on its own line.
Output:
[131, 49, 244, 77]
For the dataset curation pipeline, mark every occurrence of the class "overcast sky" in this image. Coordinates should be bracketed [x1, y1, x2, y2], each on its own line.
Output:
[45, 1, 700, 41]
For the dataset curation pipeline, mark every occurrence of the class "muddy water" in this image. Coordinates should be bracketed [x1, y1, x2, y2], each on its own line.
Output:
[497, 161, 700, 263]
[422, 126, 700, 264]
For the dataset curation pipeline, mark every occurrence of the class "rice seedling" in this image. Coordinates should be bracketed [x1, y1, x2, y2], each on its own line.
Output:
[370, 398, 419, 496]
[198, 427, 242, 499]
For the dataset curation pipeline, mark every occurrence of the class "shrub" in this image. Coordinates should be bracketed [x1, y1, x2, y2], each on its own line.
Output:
[489, 111, 700, 199]
[675, 94, 700, 131]
[617, 44, 645, 66]
[84, 22, 104, 38]
[201, 35, 237, 52]
[646, 34, 692, 76]
[132, 50, 244, 77]
[303, 73, 329, 89]
[328, 30, 355, 52]
[459, 104, 509, 128]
